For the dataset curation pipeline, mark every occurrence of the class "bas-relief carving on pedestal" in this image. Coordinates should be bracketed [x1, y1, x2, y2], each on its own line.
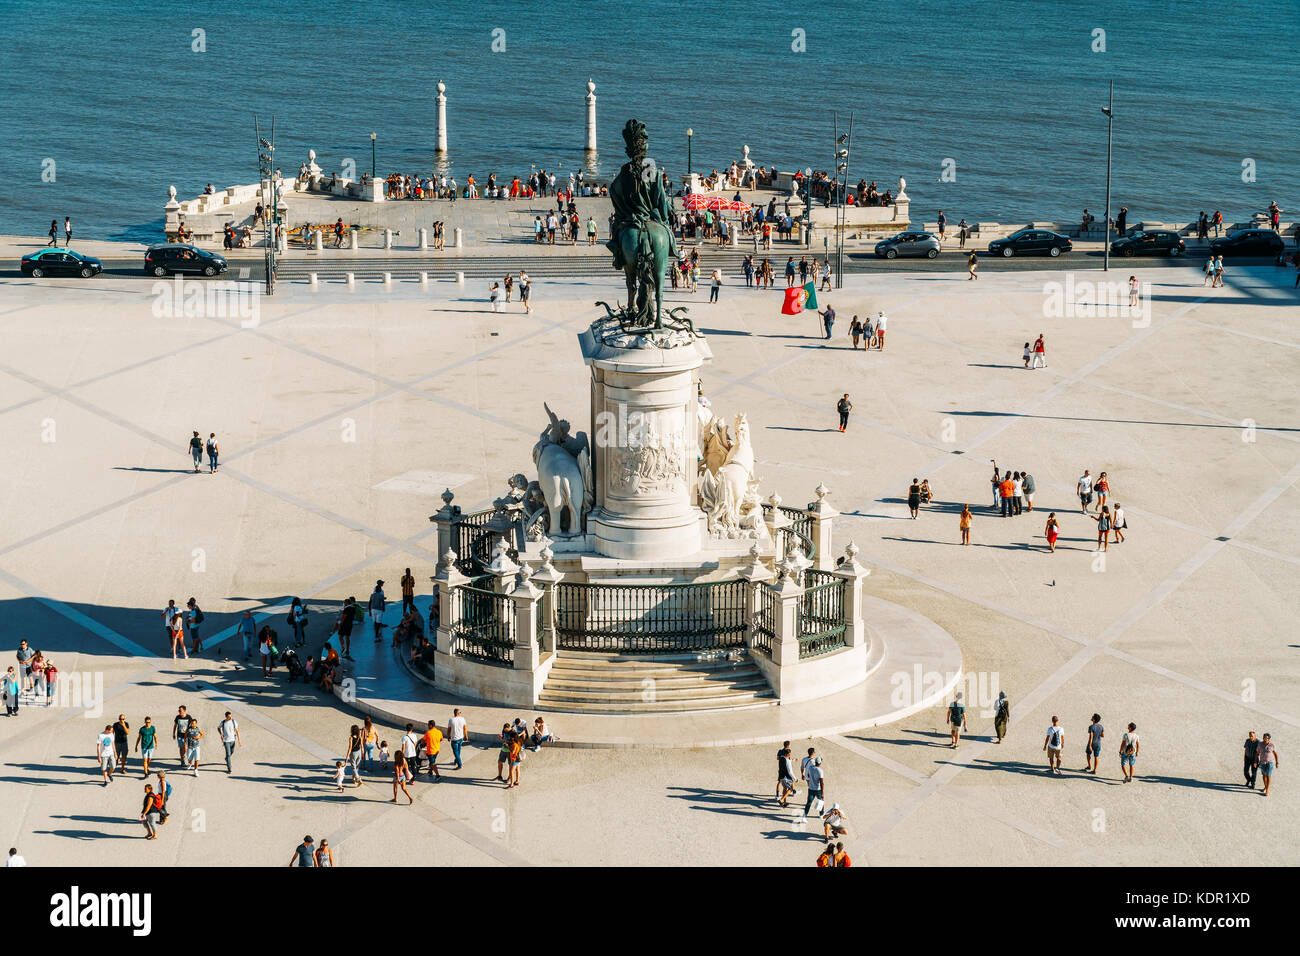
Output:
[608, 413, 687, 497]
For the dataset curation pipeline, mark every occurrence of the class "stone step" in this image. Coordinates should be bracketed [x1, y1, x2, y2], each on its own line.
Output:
[536, 690, 777, 714]
[546, 659, 758, 681]
[543, 674, 770, 696]
[556, 649, 748, 664]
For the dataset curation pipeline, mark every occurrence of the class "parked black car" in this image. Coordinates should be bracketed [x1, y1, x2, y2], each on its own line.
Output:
[987, 228, 1073, 257]
[20, 248, 103, 278]
[1110, 230, 1185, 257]
[1209, 229, 1285, 258]
[143, 244, 229, 277]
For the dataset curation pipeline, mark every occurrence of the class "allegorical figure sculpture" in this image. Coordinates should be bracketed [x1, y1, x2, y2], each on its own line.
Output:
[698, 412, 763, 537]
[532, 403, 593, 536]
[606, 118, 678, 329]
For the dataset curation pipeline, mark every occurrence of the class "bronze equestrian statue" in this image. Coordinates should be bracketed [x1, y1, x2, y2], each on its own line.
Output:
[606, 119, 678, 329]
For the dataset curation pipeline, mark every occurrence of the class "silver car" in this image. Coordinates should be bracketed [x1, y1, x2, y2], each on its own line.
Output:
[874, 231, 941, 259]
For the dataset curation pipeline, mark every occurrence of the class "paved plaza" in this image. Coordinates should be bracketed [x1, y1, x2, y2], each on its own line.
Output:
[0, 259, 1296, 867]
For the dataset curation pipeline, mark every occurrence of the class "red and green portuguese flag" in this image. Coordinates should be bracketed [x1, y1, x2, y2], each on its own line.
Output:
[781, 281, 818, 315]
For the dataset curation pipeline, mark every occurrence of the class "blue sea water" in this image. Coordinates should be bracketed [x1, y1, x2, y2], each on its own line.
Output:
[0, 0, 1296, 241]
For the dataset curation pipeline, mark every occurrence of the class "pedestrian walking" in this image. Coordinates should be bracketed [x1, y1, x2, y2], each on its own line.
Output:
[217, 711, 241, 773]
[447, 708, 468, 770]
[188, 431, 203, 472]
[185, 598, 204, 654]
[1128, 275, 1139, 308]
[48, 219, 59, 248]
[519, 271, 532, 313]
[802, 754, 825, 818]
[400, 723, 420, 777]
[400, 568, 416, 615]
[1076, 469, 1093, 513]
[235, 610, 256, 660]
[874, 310, 888, 349]
[140, 784, 162, 840]
[184, 718, 203, 775]
[1213, 255, 1224, 288]
[135, 716, 158, 776]
[1045, 513, 1060, 552]
[205, 433, 219, 472]
[16, 639, 35, 694]
[1095, 472, 1111, 513]
[290, 836, 316, 866]
[1090, 505, 1112, 551]
[820, 259, 832, 291]
[345, 725, 364, 786]
[1043, 716, 1064, 774]
[907, 478, 921, 519]
[849, 315, 862, 349]
[1084, 713, 1104, 774]
[391, 752, 413, 804]
[63, 216, 73, 245]
[967, 252, 978, 280]
[990, 463, 1001, 509]
[504, 727, 523, 789]
[314, 839, 334, 867]
[330, 597, 357, 660]
[948, 693, 967, 748]
[709, 268, 722, 303]
[1022, 342, 1032, 368]
[959, 504, 972, 545]
[776, 741, 796, 807]
[836, 394, 852, 433]
[422, 720, 443, 779]
[1243, 731, 1260, 789]
[993, 691, 1009, 743]
[784, 257, 796, 287]
[112, 713, 131, 774]
[1119, 722, 1140, 783]
[172, 706, 192, 767]
[957, 218, 968, 248]
[170, 609, 187, 660]
[259, 628, 274, 677]
[3, 667, 18, 716]
[289, 597, 308, 646]
[97, 724, 116, 785]
[488, 282, 502, 312]
[1257, 733, 1279, 796]
[1031, 334, 1046, 369]
[1011, 471, 1024, 515]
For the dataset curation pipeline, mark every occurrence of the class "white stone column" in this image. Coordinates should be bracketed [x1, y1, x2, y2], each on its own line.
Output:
[485, 537, 519, 595]
[579, 324, 715, 560]
[509, 564, 542, 672]
[585, 79, 597, 153]
[770, 558, 804, 670]
[806, 482, 838, 570]
[429, 489, 460, 561]
[530, 544, 563, 654]
[436, 81, 448, 154]
[433, 548, 468, 657]
[829, 541, 871, 649]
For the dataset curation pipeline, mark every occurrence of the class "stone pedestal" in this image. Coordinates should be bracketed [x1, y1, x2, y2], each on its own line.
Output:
[579, 321, 713, 561]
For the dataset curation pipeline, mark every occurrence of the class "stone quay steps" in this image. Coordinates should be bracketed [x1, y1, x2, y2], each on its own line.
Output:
[538, 650, 776, 714]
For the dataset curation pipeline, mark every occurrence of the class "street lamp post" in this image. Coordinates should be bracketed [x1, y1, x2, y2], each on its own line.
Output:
[1102, 82, 1113, 272]
[370, 132, 377, 179]
[803, 166, 812, 249]
[686, 128, 693, 184]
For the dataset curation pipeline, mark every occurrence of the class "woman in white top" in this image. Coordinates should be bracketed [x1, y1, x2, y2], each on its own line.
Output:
[1111, 504, 1126, 544]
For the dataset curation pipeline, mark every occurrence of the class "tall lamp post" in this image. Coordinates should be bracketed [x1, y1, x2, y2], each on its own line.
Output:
[370, 132, 377, 179]
[803, 166, 812, 249]
[686, 128, 693, 184]
[255, 114, 277, 295]
[1102, 82, 1113, 272]
[833, 113, 853, 290]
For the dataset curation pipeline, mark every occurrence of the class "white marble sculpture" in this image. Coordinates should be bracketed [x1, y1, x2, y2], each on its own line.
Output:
[698, 413, 763, 537]
[532, 403, 592, 537]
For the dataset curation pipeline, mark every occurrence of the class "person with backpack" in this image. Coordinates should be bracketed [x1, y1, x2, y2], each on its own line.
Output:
[288, 597, 308, 646]
[205, 433, 219, 473]
[947, 693, 968, 748]
[140, 784, 163, 840]
[186, 598, 204, 653]
[1119, 722, 1140, 783]
[187, 431, 203, 473]
[993, 691, 1010, 743]
[1043, 716, 1065, 775]
[217, 711, 241, 774]
[154, 770, 173, 824]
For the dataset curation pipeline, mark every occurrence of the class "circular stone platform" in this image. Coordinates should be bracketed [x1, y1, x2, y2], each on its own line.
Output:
[345, 596, 962, 749]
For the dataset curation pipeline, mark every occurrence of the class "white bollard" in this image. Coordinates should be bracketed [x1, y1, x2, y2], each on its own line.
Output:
[346, 272, 356, 289]
[418, 227, 427, 250]
[349, 230, 359, 250]
[309, 272, 318, 288]
[384, 229, 394, 250]
[454, 227, 463, 249]
[456, 271, 465, 286]
[313, 230, 323, 251]
[383, 272, 392, 286]
[419, 272, 429, 287]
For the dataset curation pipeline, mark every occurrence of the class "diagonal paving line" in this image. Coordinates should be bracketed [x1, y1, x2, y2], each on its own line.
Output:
[854, 453, 1300, 855]
[0, 556, 533, 865]
[823, 734, 1114, 866]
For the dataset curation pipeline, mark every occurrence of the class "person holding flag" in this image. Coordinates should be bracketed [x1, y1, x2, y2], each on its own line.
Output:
[818, 303, 835, 339]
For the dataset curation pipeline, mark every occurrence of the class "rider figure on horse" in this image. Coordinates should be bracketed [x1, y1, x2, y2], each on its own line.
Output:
[606, 119, 679, 326]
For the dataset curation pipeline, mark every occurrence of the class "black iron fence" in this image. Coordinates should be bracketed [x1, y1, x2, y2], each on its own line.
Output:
[799, 569, 846, 659]
[762, 503, 815, 560]
[454, 509, 496, 575]
[452, 584, 515, 666]
[751, 583, 777, 658]
[555, 579, 748, 653]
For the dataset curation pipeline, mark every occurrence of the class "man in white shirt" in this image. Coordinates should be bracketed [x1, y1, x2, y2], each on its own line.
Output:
[7, 848, 27, 867]
[874, 311, 888, 350]
[822, 803, 848, 839]
[446, 708, 468, 770]
[1077, 469, 1094, 513]
[1043, 716, 1064, 775]
[401, 723, 421, 777]
[217, 711, 241, 774]
[161, 600, 177, 644]
[96, 725, 116, 785]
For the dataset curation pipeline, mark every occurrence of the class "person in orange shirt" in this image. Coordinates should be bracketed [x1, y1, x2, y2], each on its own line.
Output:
[421, 720, 442, 779]
[1000, 476, 1016, 517]
[816, 843, 835, 867]
[505, 730, 523, 790]
[833, 842, 852, 867]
